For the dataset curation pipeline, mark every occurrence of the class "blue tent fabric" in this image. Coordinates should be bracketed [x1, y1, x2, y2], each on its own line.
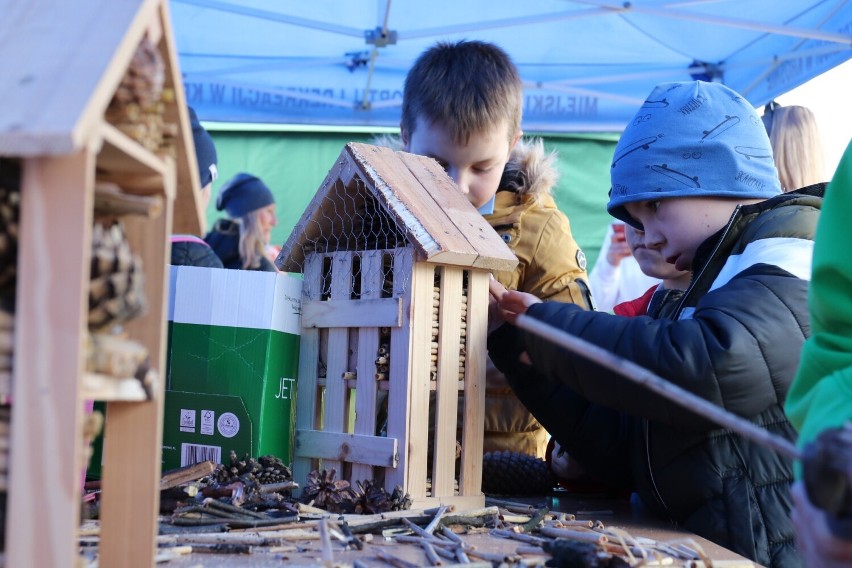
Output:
[172, 0, 852, 131]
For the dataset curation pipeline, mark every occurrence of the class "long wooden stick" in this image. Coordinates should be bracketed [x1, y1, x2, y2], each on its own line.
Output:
[514, 314, 802, 461]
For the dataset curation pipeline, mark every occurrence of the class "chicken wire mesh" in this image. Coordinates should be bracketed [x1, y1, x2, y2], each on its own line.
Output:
[289, 174, 413, 300]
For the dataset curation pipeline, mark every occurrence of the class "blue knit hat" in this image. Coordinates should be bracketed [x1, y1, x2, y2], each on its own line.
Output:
[608, 80, 781, 227]
[215, 173, 275, 218]
[188, 107, 218, 188]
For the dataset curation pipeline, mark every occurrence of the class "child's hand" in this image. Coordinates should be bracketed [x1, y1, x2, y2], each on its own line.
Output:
[499, 290, 542, 324]
[792, 480, 852, 567]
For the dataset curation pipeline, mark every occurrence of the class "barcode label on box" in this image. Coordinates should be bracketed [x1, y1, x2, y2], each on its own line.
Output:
[181, 443, 221, 467]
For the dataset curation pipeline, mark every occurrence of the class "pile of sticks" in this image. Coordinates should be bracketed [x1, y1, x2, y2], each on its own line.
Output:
[79, 489, 725, 567]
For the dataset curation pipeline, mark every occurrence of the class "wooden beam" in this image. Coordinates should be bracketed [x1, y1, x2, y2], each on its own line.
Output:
[301, 297, 402, 329]
[295, 430, 398, 468]
[8, 150, 94, 568]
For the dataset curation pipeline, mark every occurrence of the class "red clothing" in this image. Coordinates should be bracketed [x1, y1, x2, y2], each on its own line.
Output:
[613, 283, 658, 317]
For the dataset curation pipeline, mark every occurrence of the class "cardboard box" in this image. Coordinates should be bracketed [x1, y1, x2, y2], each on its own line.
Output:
[161, 266, 302, 472]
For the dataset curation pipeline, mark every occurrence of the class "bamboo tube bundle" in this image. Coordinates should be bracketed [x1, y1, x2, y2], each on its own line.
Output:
[104, 35, 176, 155]
[0, 159, 21, 295]
[0, 405, 9, 492]
[88, 222, 147, 330]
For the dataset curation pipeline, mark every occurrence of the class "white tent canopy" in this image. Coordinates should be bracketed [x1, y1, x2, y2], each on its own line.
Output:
[172, 0, 852, 131]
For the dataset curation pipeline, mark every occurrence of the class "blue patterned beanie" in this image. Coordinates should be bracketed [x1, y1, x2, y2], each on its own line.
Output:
[608, 80, 781, 226]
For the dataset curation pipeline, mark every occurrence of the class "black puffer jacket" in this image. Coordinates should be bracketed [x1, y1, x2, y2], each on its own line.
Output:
[170, 235, 224, 268]
[490, 187, 823, 568]
[204, 219, 276, 272]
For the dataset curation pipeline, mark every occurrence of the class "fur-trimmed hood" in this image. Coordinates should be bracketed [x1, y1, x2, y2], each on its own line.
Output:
[498, 138, 559, 200]
[369, 135, 559, 199]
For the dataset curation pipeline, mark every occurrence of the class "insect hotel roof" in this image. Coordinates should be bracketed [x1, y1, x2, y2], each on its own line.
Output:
[276, 142, 518, 273]
[0, 0, 204, 234]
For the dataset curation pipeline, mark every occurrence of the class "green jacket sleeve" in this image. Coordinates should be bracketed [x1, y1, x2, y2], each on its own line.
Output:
[786, 141, 852, 452]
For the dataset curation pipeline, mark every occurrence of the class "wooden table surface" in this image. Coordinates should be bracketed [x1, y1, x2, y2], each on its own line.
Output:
[80, 489, 761, 567]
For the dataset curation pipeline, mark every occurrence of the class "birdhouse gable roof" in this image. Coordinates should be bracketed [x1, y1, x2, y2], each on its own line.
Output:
[276, 142, 518, 273]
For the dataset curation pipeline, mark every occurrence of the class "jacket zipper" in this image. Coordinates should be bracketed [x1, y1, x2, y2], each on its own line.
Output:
[644, 206, 744, 517]
[643, 420, 669, 515]
[671, 205, 743, 317]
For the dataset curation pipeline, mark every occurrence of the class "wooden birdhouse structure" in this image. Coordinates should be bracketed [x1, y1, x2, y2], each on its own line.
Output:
[276, 142, 518, 508]
[0, 0, 201, 565]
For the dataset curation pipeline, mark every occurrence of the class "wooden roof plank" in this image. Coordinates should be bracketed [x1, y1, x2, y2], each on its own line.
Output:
[276, 142, 518, 273]
[0, 0, 154, 156]
[395, 149, 518, 272]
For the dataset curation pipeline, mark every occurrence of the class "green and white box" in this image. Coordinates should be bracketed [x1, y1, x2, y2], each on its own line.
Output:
[163, 266, 302, 472]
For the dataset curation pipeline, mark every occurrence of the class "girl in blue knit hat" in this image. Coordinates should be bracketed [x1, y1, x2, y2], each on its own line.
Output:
[204, 172, 278, 271]
[488, 80, 825, 568]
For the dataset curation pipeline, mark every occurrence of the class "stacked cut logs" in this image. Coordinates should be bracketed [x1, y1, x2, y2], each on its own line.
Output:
[104, 35, 177, 155]
[89, 221, 146, 331]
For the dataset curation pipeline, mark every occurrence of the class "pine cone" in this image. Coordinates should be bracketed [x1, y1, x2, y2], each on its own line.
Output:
[482, 450, 556, 496]
[301, 469, 354, 513]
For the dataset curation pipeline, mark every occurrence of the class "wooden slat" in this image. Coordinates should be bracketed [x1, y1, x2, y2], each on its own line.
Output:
[157, 0, 204, 235]
[98, 121, 169, 183]
[0, 0, 143, 156]
[301, 297, 402, 329]
[393, 259, 433, 499]
[350, 250, 384, 483]
[432, 266, 463, 498]
[99, 156, 174, 568]
[321, 251, 353, 473]
[293, 254, 323, 494]
[295, 430, 397, 468]
[346, 144, 475, 261]
[8, 150, 94, 568]
[459, 270, 487, 504]
[384, 248, 415, 493]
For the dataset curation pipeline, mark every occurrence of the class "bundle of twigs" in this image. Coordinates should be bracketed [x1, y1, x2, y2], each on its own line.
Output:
[104, 35, 177, 155]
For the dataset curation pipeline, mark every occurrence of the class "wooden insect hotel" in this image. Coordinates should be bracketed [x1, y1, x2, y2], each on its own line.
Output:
[276, 142, 518, 508]
[0, 0, 202, 565]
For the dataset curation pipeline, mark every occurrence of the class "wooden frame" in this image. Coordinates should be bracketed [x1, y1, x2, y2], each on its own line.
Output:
[278, 143, 517, 508]
[1, 0, 199, 565]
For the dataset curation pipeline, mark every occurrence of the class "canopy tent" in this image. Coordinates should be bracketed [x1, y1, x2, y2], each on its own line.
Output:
[171, 0, 852, 131]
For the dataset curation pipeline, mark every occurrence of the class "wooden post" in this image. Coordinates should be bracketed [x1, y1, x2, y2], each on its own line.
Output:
[98, 158, 174, 567]
[8, 150, 94, 567]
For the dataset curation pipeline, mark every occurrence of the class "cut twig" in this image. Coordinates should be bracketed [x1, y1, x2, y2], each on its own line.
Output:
[160, 461, 216, 490]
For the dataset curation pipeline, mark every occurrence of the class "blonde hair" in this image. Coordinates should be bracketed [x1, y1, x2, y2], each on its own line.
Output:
[768, 106, 827, 192]
[237, 210, 268, 270]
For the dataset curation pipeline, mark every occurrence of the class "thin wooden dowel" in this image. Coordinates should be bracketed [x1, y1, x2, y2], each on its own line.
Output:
[515, 314, 802, 461]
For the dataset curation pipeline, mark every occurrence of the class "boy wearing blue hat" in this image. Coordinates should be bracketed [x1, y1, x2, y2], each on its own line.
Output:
[488, 80, 823, 567]
[205, 173, 278, 271]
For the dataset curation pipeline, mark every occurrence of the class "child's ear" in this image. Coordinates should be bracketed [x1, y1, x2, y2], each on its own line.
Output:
[510, 130, 523, 151]
[400, 125, 410, 151]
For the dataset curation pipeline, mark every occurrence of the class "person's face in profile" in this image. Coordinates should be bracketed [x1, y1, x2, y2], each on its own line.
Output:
[257, 203, 277, 244]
